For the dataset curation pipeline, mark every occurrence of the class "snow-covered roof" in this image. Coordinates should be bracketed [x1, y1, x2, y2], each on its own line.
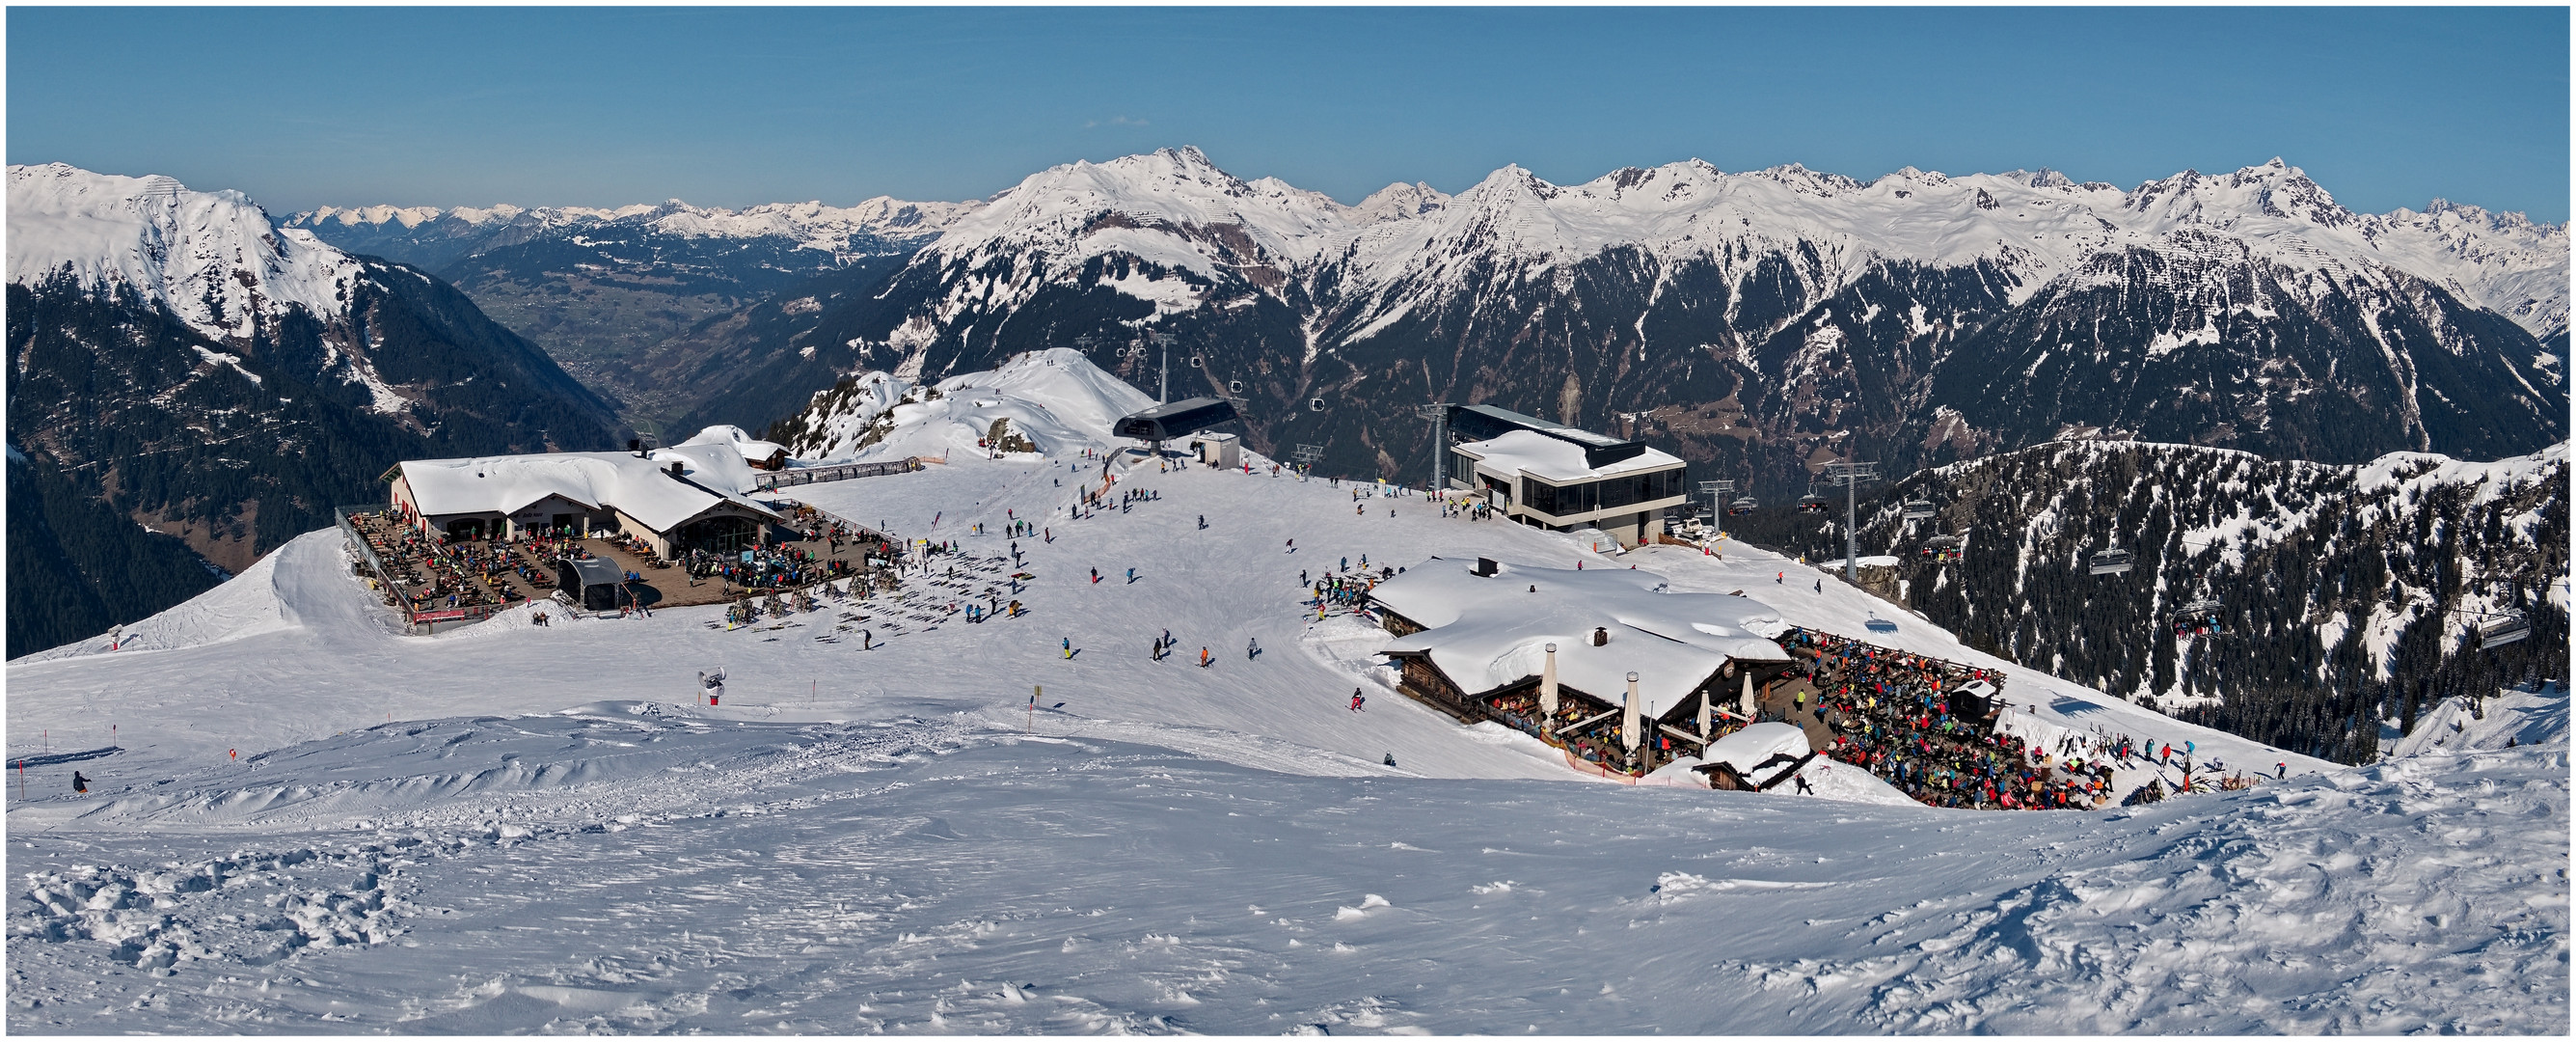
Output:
[393, 444, 779, 535]
[1374, 558, 1789, 719]
[1456, 429, 1684, 483]
[677, 425, 791, 465]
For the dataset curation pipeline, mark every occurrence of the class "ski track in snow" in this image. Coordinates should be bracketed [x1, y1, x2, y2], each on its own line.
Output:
[6, 407, 2565, 1031]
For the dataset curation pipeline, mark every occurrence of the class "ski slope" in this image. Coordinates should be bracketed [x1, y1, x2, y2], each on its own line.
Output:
[6, 359, 2563, 1032]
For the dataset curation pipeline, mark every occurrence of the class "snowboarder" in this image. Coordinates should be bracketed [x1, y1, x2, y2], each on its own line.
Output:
[70, 771, 88, 795]
[1349, 689, 1366, 712]
[1246, 637, 1261, 661]
[1199, 646, 1211, 668]
[1063, 637, 1073, 659]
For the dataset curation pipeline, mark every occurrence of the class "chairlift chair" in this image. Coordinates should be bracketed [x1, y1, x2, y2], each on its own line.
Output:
[2089, 549, 2134, 576]
[1919, 535, 1963, 562]
[1228, 379, 1245, 395]
[1309, 398, 1327, 413]
[1901, 498, 1935, 520]
[1796, 493, 1829, 513]
[2170, 600, 2227, 638]
[1726, 496, 1758, 516]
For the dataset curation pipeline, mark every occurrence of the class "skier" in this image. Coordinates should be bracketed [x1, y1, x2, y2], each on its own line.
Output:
[70, 771, 88, 795]
[1063, 637, 1073, 659]
[1349, 689, 1366, 712]
[1127, 567, 1137, 584]
[1246, 637, 1261, 661]
[1777, 571, 1783, 584]
[2275, 761, 2287, 780]
[1198, 514, 1207, 530]
[1814, 579, 1823, 593]
[1199, 646, 1212, 668]
[1383, 753, 1396, 767]
[1091, 567, 1101, 584]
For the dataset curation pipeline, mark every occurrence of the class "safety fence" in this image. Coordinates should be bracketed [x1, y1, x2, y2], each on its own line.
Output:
[754, 458, 921, 490]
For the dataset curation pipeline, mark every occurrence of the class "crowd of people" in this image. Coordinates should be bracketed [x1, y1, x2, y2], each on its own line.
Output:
[1780, 627, 2119, 809]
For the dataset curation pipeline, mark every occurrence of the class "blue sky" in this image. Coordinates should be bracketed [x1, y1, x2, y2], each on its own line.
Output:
[9, 7, 2567, 220]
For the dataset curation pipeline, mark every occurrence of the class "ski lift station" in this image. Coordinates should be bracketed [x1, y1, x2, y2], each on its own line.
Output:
[1112, 397, 1237, 444]
[1436, 404, 1690, 548]
[1369, 557, 1795, 778]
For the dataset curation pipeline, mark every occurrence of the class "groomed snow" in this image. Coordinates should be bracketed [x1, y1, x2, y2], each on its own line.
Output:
[5, 355, 2558, 1032]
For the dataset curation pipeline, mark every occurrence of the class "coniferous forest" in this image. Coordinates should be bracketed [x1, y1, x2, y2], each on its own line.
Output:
[1726, 441, 2568, 762]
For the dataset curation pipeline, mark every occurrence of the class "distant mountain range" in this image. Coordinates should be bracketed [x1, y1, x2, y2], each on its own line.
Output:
[572, 147, 2561, 488]
[6, 163, 619, 657]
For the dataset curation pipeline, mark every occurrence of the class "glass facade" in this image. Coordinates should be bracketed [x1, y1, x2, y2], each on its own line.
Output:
[1519, 467, 1684, 518]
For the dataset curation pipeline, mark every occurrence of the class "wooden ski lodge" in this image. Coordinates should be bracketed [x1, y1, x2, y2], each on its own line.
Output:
[1370, 556, 1797, 777]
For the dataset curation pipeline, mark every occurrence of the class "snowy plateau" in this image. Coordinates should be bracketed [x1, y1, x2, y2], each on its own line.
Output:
[6, 351, 2565, 1034]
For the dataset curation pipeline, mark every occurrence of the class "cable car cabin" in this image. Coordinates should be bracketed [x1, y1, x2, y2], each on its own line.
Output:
[1901, 498, 1936, 520]
[2089, 549, 2134, 575]
[2477, 613, 2532, 648]
[1112, 397, 1238, 443]
[2170, 600, 2227, 638]
[1726, 496, 1759, 515]
[1797, 494, 1830, 513]
[1918, 535, 1964, 562]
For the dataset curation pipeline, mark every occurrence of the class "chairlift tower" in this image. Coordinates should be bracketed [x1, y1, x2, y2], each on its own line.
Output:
[1822, 459, 1880, 581]
[1698, 480, 1732, 528]
[1417, 404, 1451, 491]
[1149, 332, 1178, 404]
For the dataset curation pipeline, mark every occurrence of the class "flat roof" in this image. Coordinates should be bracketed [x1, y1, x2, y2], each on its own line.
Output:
[1455, 429, 1684, 483]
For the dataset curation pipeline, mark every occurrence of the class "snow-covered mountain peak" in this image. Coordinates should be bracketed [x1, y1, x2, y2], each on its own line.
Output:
[8, 162, 363, 342]
[1354, 181, 1451, 222]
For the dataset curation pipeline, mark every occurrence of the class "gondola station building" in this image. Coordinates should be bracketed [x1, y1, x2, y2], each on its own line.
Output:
[1440, 404, 1690, 548]
[1370, 556, 1795, 778]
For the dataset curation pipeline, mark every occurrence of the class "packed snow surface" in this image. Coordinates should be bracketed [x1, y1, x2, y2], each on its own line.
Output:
[7, 358, 2560, 1033]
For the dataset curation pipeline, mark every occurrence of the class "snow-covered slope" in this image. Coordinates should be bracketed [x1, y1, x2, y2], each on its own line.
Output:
[4, 163, 618, 658]
[5, 357, 2557, 1031]
[768, 347, 1155, 461]
[8, 163, 362, 342]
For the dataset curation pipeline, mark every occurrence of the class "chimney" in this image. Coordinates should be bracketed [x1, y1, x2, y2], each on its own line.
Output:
[668, 461, 685, 478]
[1476, 557, 1497, 577]
[627, 438, 642, 456]
[1592, 626, 1609, 647]
[1540, 643, 1559, 728]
